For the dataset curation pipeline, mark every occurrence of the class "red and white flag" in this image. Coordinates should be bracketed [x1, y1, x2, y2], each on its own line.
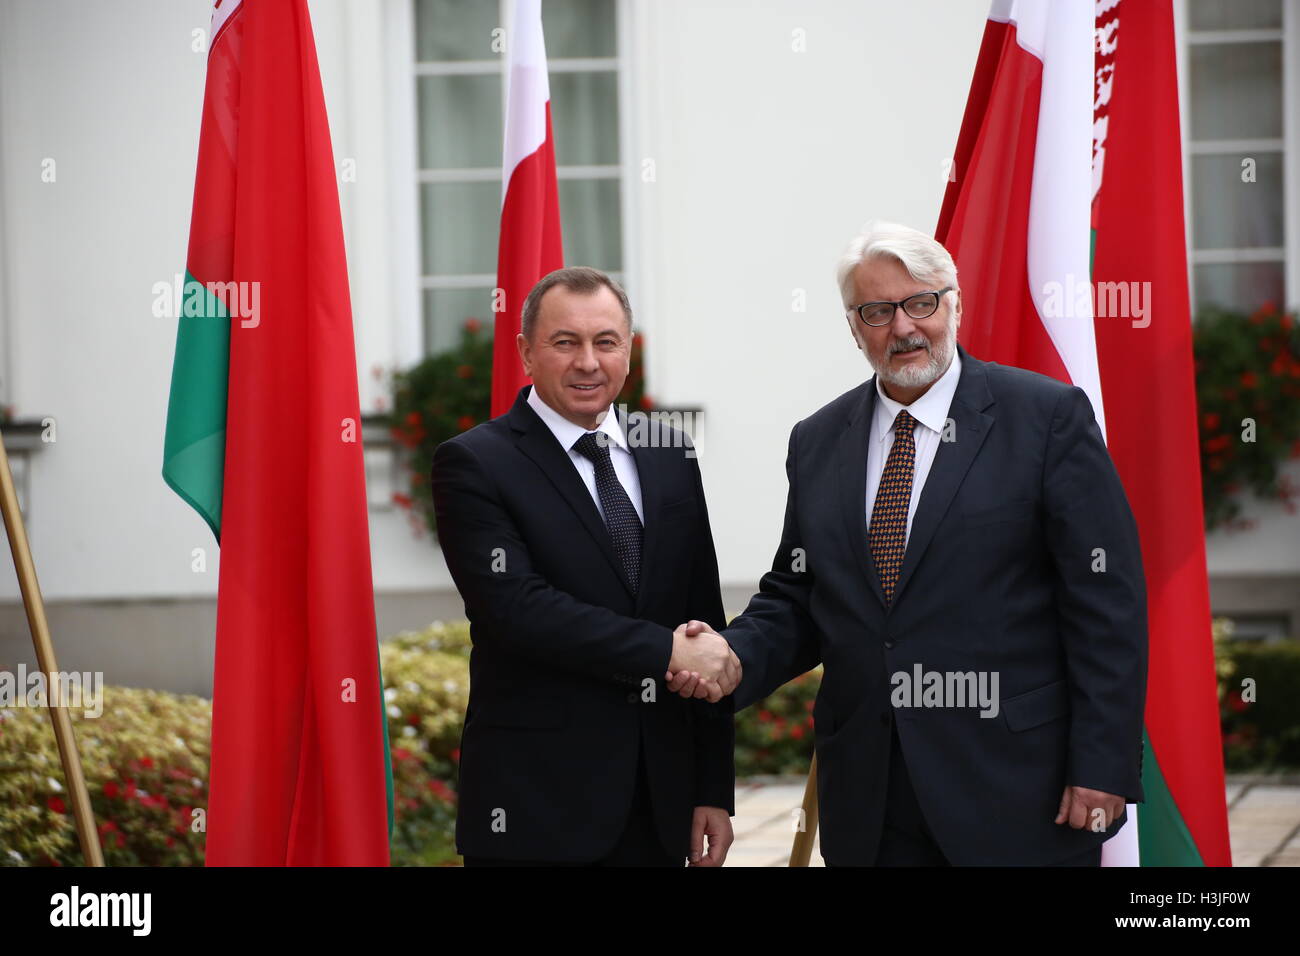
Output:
[492, 0, 564, 416]
[937, 0, 1231, 866]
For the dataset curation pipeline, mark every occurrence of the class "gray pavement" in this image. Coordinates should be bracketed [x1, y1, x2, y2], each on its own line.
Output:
[728, 775, 1300, 867]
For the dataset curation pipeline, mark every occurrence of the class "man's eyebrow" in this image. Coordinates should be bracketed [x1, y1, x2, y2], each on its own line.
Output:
[547, 328, 622, 340]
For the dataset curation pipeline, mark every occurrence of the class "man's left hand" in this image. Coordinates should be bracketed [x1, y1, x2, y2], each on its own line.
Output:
[1055, 785, 1126, 831]
[689, 806, 733, 866]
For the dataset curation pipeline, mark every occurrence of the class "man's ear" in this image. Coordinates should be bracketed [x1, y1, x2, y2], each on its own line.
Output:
[953, 288, 962, 330]
[515, 332, 531, 375]
[847, 314, 864, 349]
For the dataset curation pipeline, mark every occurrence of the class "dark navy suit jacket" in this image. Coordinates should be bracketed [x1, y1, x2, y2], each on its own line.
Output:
[432, 386, 733, 862]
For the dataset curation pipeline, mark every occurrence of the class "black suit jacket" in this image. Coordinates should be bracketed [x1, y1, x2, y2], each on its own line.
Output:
[725, 346, 1148, 865]
[431, 386, 733, 862]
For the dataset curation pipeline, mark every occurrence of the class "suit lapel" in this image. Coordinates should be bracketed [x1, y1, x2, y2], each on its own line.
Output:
[508, 389, 631, 594]
[837, 383, 888, 608]
[890, 348, 995, 606]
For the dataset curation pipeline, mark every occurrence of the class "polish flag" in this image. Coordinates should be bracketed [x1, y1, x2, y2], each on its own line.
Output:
[937, 0, 1231, 866]
[492, 0, 564, 417]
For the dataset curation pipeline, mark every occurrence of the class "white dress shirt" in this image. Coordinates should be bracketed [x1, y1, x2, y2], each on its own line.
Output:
[865, 351, 963, 545]
[526, 384, 645, 523]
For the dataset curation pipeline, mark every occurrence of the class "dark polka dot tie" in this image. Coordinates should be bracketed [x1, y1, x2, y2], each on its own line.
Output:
[869, 410, 916, 605]
[574, 432, 643, 595]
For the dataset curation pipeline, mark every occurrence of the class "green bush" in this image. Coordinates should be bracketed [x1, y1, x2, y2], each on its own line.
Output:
[0, 687, 210, 866]
[381, 620, 470, 866]
[1216, 625, 1300, 771]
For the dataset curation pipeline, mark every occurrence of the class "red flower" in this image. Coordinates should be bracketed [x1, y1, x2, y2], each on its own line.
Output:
[1202, 412, 1221, 430]
[392, 747, 414, 763]
[427, 779, 456, 803]
[450, 748, 461, 764]
[758, 709, 773, 723]
[790, 724, 805, 740]
[457, 415, 476, 432]
[456, 364, 474, 380]
[139, 756, 154, 769]
[47, 796, 66, 814]
[464, 318, 483, 334]
[1203, 434, 1231, 453]
[103, 781, 120, 799]
[406, 713, 420, 726]
[1229, 691, 1249, 713]
[638, 395, 654, 411]
[405, 411, 422, 426]
[1280, 314, 1294, 330]
[1241, 371, 1258, 388]
[391, 492, 413, 509]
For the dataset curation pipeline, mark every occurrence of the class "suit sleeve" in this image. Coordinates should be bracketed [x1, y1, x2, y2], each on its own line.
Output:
[683, 449, 735, 814]
[431, 437, 672, 685]
[722, 423, 823, 712]
[1042, 386, 1149, 802]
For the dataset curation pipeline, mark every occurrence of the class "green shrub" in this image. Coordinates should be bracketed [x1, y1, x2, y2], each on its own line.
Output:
[0, 687, 210, 866]
[1216, 625, 1300, 771]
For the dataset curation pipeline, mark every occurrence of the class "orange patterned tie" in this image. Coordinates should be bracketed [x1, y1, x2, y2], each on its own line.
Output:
[869, 410, 916, 604]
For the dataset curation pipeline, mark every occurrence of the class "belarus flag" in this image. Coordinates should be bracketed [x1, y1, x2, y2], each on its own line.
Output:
[162, 0, 393, 865]
[491, 0, 565, 417]
[937, 0, 1231, 866]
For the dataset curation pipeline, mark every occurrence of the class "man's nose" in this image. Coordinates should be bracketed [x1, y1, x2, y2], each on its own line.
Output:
[892, 308, 920, 338]
[574, 343, 599, 370]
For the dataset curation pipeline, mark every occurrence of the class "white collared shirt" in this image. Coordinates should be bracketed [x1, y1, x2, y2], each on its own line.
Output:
[526, 384, 645, 523]
[865, 351, 963, 544]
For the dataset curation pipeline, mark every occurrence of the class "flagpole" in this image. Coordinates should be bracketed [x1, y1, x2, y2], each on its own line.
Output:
[788, 753, 819, 866]
[0, 428, 104, 866]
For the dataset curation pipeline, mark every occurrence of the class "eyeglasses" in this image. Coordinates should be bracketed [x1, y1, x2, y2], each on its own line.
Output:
[848, 287, 952, 327]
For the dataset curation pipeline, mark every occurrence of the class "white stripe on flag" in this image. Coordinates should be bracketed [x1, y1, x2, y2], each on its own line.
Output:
[501, 0, 552, 199]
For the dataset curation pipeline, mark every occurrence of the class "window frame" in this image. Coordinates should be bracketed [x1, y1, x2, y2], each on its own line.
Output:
[1177, 0, 1300, 314]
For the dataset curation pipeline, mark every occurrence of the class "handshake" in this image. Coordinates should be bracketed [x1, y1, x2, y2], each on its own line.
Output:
[664, 620, 741, 703]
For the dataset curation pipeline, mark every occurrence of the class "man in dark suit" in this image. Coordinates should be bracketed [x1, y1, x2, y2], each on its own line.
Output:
[431, 266, 738, 867]
[671, 222, 1148, 866]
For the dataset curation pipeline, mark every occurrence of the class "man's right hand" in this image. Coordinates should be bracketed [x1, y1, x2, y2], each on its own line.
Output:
[665, 621, 740, 703]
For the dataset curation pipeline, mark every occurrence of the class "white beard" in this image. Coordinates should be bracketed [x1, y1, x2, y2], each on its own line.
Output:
[869, 317, 957, 391]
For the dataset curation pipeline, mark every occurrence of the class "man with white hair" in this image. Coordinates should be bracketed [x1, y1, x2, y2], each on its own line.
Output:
[671, 221, 1148, 866]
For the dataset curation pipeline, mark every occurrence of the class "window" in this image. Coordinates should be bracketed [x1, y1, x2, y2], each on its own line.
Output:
[1185, 0, 1291, 313]
[412, 0, 625, 355]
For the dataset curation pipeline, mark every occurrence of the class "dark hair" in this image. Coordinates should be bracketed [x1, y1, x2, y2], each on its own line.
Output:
[520, 267, 633, 340]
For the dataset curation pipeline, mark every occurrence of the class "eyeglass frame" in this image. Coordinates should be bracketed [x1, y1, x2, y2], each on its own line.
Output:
[847, 287, 954, 327]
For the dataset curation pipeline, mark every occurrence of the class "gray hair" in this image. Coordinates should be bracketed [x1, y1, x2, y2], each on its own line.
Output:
[835, 221, 959, 307]
[520, 266, 633, 339]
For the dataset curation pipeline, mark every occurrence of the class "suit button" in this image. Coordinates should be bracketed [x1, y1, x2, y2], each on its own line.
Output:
[884, 640, 895, 649]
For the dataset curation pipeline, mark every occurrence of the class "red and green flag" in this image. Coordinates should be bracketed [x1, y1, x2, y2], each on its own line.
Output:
[937, 0, 1231, 865]
[163, 0, 392, 865]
